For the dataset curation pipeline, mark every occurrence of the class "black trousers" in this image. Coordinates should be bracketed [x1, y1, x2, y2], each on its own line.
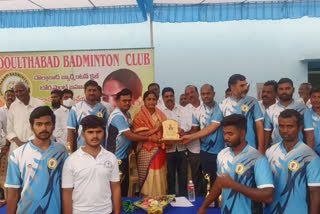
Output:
[167, 150, 188, 197]
[187, 150, 206, 196]
[119, 157, 129, 197]
[200, 150, 218, 186]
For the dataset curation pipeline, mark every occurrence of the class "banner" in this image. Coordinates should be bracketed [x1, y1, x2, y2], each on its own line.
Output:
[0, 48, 155, 109]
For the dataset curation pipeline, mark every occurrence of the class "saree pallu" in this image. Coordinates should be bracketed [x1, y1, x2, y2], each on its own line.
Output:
[133, 106, 167, 196]
[136, 144, 167, 196]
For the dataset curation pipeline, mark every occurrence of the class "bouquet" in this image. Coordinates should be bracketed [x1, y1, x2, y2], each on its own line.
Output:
[134, 195, 175, 214]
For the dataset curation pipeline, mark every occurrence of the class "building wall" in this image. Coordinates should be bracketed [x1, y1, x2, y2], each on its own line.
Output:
[0, 17, 319, 101]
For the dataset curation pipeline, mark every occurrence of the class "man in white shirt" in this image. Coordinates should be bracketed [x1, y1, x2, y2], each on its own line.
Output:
[184, 85, 205, 196]
[160, 87, 189, 197]
[7, 81, 44, 155]
[52, 89, 74, 147]
[258, 80, 278, 116]
[298, 82, 312, 108]
[62, 115, 121, 214]
[179, 93, 189, 107]
[0, 89, 15, 201]
[148, 83, 164, 109]
[97, 85, 113, 116]
[0, 110, 7, 153]
[0, 89, 15, 115]
[50, 89, 62, 111]
[0, 89, 15, 152]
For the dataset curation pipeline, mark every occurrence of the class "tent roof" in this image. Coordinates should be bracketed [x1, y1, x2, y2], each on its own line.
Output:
[0, 0, 317, 28]
[0, 0, 289, 11]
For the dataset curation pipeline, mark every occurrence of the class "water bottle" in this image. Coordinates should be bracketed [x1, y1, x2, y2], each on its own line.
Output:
[188, 180, 195, 202]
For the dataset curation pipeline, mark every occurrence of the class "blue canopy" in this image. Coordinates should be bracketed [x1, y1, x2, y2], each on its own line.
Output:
[0, 0, 319, 28]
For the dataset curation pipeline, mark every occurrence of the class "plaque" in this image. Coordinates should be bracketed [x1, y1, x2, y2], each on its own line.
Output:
[161, 120, 180, 141]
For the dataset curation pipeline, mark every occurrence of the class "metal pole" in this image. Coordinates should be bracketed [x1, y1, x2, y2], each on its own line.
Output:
[149, 14, 154, 48]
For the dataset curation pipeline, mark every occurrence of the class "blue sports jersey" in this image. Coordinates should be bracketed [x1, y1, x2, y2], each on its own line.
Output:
[5, 141, 68, 214]
[217, 144, 274, 214]
[264, 100, 307, 145]
[106, 107, 132, 159]
[67, 100, 108, 148]
[304, 108, 320, 156]
[266, 141, 320, 214]
[192, 102, 224, 154]
[219, 96, 264, 149]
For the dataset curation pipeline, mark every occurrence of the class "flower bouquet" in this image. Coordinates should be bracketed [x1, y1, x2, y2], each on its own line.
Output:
[134, 195, 176, 214]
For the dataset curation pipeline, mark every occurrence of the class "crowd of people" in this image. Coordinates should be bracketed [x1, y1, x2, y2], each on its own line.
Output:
[0, 73, 319, 214]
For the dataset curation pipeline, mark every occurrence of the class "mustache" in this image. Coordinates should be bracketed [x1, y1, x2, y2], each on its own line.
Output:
[39, 132, 49, 134]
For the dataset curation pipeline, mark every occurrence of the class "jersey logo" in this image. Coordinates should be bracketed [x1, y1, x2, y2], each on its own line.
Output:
[241, 104, 249, 112]
[104, 160, 113, 168]
[288, 160, 299, 171]
[47, 158, 58, 169]
[97, 111, 103, 118]
[235, 163, 245, 175]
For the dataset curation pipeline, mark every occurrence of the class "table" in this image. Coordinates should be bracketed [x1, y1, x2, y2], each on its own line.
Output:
[121, 197, 221, 214]
[0, 197, 221, 214]
[0, 204, 6, 214]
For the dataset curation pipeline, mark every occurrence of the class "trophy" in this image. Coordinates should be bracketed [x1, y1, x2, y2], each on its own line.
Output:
[66, 143, 72, 155]
[118, 159, 123, 182]
[204, 174, 211, 197]
[161, 120, 180, 141]
[205, 173, 222, 208]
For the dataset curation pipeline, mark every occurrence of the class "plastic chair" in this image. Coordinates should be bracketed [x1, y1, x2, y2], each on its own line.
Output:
[127, 152, 139, 197]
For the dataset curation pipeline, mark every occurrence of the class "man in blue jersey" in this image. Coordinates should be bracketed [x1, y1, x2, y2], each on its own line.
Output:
[266, 109, 320, 214]
[259, 80, 278, 116]
[197, 114, 274, 214]
[304, 87, 320, 156]
[219, 74, 265, 154]
[107, 88, 159, 196]
[5, 106, 68, 214]
[181, 84, 224, 185]
[67, 80, 108, 153]
[264, 78, 307, 148]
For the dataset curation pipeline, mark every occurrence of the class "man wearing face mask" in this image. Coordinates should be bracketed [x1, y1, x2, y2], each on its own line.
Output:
[52, 89, 74, 147]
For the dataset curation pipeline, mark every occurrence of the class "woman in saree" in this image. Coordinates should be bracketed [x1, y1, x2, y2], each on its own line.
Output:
[133, 90, 168, 197]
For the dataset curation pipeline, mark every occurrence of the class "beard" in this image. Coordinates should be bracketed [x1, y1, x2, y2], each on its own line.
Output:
[52, 102, 60, 109]
[279, 94, 293, 102]
[225, 140, 241, 148]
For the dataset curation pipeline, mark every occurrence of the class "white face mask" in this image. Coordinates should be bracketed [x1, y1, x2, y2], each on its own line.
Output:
[63, 98, 75, 107]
